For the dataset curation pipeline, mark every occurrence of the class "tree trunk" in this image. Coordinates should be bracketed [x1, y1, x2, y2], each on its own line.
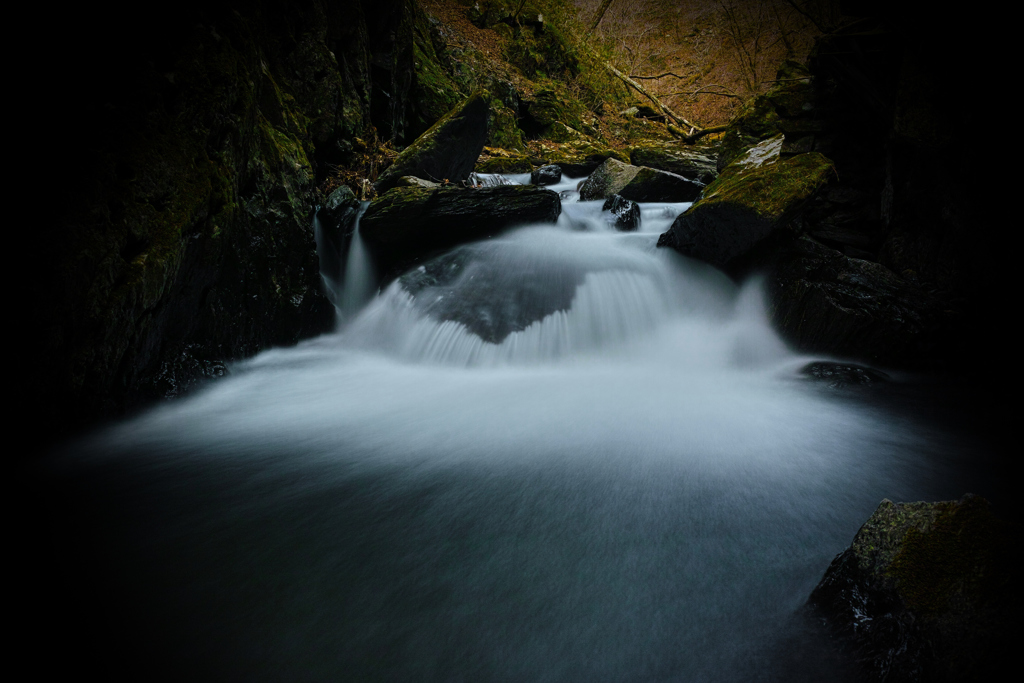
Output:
[589, 0, 615, 32]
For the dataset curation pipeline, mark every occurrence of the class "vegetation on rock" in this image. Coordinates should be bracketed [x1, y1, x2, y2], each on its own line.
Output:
[809, 496, 1015, 682]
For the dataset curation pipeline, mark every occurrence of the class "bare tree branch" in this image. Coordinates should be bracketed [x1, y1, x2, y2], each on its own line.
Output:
[604, 62, 702, 132]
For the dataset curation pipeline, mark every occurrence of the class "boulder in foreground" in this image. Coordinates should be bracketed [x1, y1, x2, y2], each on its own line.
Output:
[808, 495, 1014, 682]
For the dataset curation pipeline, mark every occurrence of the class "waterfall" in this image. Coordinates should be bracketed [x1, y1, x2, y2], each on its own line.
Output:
[339, 201, 374, 319]
[45, 171, 998, 682]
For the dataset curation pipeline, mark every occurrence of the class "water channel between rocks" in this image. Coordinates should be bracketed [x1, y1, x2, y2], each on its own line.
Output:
[45, 173, 999, 681]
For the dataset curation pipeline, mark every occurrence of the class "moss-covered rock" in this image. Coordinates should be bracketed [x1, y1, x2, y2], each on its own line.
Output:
[374, 91, 491, 193]
[717, 60, 817, 170]
[657, 137, 834, 267]
[475, 152, 535, 174]
[578, 158, 640, 200]
[809, 495, 1015, 682]
[520, 86, 589, 140]
[38, 1, 360, 431]
[538, 141, 629, 178]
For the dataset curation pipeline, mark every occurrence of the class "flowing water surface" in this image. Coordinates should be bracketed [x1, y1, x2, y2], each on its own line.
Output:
[42, 175, 1000, 681]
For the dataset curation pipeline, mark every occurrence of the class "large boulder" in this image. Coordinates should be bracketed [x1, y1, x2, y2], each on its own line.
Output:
[657, 136, 834, 268]
[749, 235, 956, 368]
[374, 91, 491, 193]
[629, 144, 718, 184]
[808, 495, 1014, 682]
[360, 184, 561, 276]
[578, 158, 639, 200]
[579, 158, 704, 203]
[618, 167, 704, 203]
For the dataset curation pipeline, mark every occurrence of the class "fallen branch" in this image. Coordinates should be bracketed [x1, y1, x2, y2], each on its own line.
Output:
[671, 86, 743, 100]
[604, 62, 698, 130]
[629, 72, 690, 81]
[679, 124, 729, 143]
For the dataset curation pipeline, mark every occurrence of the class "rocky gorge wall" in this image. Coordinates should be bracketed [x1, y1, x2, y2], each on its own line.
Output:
[32, 0, 427, 437]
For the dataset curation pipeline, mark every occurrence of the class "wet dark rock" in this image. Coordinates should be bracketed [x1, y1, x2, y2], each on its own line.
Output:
[657, 138, 834, 268]
[749, 235, 957, 368]
[399, 242, 584, 344]
[808, 495, 1014, 682]
[618, 167, 703, 203]
[361, 184, 561, 277]
[602, 195, 640, 232]
[37, 1, 353, 431]
[374, 91, 491, 193]
[799, 361, 889, 387]
[531, 164, 562, 186]
[630, 145, 718, 185]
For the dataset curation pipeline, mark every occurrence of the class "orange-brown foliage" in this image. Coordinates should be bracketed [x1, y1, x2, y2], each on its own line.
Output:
[573, 0, 837, 126]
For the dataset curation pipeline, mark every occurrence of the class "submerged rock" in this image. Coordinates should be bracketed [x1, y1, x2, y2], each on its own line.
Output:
[799, 361, 889, 387]
[399, 242, 584, 344]
[809, 495, 1014, 682]
[657, 136, 833, 267]
[602, 195, 641, 232]
[360, 185, 561, 277]
[374, 92, 491, 193]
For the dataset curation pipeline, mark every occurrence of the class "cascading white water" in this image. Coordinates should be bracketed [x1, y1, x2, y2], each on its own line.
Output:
[338, 207, 376, 319]
[47, 173, 998, 682]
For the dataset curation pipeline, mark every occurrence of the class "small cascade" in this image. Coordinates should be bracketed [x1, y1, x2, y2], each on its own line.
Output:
[338, 201, 374, 320]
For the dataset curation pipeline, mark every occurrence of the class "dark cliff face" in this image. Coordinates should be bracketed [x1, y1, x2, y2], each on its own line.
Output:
[31, 1, 423, 439]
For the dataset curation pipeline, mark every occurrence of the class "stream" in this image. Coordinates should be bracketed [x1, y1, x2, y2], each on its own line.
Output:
[39, 174, 1001, 681]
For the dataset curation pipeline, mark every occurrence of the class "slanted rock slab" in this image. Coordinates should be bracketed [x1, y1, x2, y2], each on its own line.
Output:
[617, 167, 703, 203]
[374, 92, 491, 193]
